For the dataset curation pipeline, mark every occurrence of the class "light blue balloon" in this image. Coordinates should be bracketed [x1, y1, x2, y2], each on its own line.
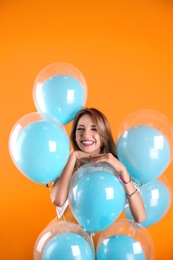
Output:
[42, 232, 95, 260]
[124, 179, 171, 227]
[116, 125, 171, 184]
[69, 169, 126, 232]
[97, 234, 146, 260]
[15, 120, 69, 184]
[35, 74, 87, 125]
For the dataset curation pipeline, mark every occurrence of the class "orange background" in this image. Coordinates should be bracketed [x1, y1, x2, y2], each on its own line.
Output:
[1, 0, 173, 259]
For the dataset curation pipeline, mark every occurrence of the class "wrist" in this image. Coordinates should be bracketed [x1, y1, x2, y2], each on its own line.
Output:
[119, 174, 131, 184]
[119, 167, 131, 184]
[69, 151, 77, 164]
[118, 167, 131, 183]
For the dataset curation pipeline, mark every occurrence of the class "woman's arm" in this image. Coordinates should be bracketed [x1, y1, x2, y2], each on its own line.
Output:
[50, 152, 76, 207]
[117, 167, 146, 223]
[50, 151, 91, 207]
[90, 153, 146, 223]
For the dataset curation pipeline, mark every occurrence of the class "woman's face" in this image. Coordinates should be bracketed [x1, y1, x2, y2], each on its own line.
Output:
[75, 114, 102, 155]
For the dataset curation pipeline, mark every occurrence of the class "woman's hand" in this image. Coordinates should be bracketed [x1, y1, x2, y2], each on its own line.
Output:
[72, 150, 92, 164]
[89, 153, 127, 176]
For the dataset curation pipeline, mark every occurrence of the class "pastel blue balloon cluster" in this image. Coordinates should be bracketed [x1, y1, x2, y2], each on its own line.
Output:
[116, 123, 172, 228]
[124, 178, 171, 227]
[68, 163, 126, 232]
[116, 125, 171, 184]
[34, 74, 87, 125]
[96, 219, 154, 260]
[97, 234, 146, 260]
[9, 63, 87, 184]
[9, 113, 70, 184]
[42, 232, 94, 260]
[34, 221, 95, 260]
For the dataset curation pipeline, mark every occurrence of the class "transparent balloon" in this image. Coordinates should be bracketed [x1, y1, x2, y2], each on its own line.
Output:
[68, 162, 126, 232]
[9, 112, 70, 184]
[124, 175, 172, 227]
[96, 219, 154, 260]
[34, 221, 95, 260]
[33, 62, 88, 125]
[116, 109, 173, 184]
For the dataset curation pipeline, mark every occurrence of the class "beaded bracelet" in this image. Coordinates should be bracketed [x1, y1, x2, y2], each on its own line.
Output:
[119, 174, 131, 184]
[126, 188, 138, 198]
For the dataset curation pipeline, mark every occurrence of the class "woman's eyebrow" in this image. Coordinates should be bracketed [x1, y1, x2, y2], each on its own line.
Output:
[77, 124, 96, 127]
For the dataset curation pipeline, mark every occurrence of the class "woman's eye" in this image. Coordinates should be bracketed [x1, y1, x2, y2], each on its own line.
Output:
[76, 127, 84, 131]
[91, 128, 97, 131]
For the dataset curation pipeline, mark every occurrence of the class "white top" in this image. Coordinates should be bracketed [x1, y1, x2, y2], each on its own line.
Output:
[56, 200, 69, 219]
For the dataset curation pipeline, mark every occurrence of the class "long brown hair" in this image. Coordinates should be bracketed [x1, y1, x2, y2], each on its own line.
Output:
[70, 108, 117, 158]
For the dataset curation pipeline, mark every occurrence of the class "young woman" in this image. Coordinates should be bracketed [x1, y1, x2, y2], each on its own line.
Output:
[50, 108, 146, 235]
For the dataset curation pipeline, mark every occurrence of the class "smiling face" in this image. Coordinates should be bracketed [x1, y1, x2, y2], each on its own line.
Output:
[75, 114, 102, 155]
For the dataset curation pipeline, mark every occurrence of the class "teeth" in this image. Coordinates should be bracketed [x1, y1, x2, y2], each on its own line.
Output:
[82, 141, 94, 144]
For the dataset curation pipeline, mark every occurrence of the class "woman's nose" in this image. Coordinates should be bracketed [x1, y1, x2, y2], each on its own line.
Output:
[82, 129, 90, 137]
